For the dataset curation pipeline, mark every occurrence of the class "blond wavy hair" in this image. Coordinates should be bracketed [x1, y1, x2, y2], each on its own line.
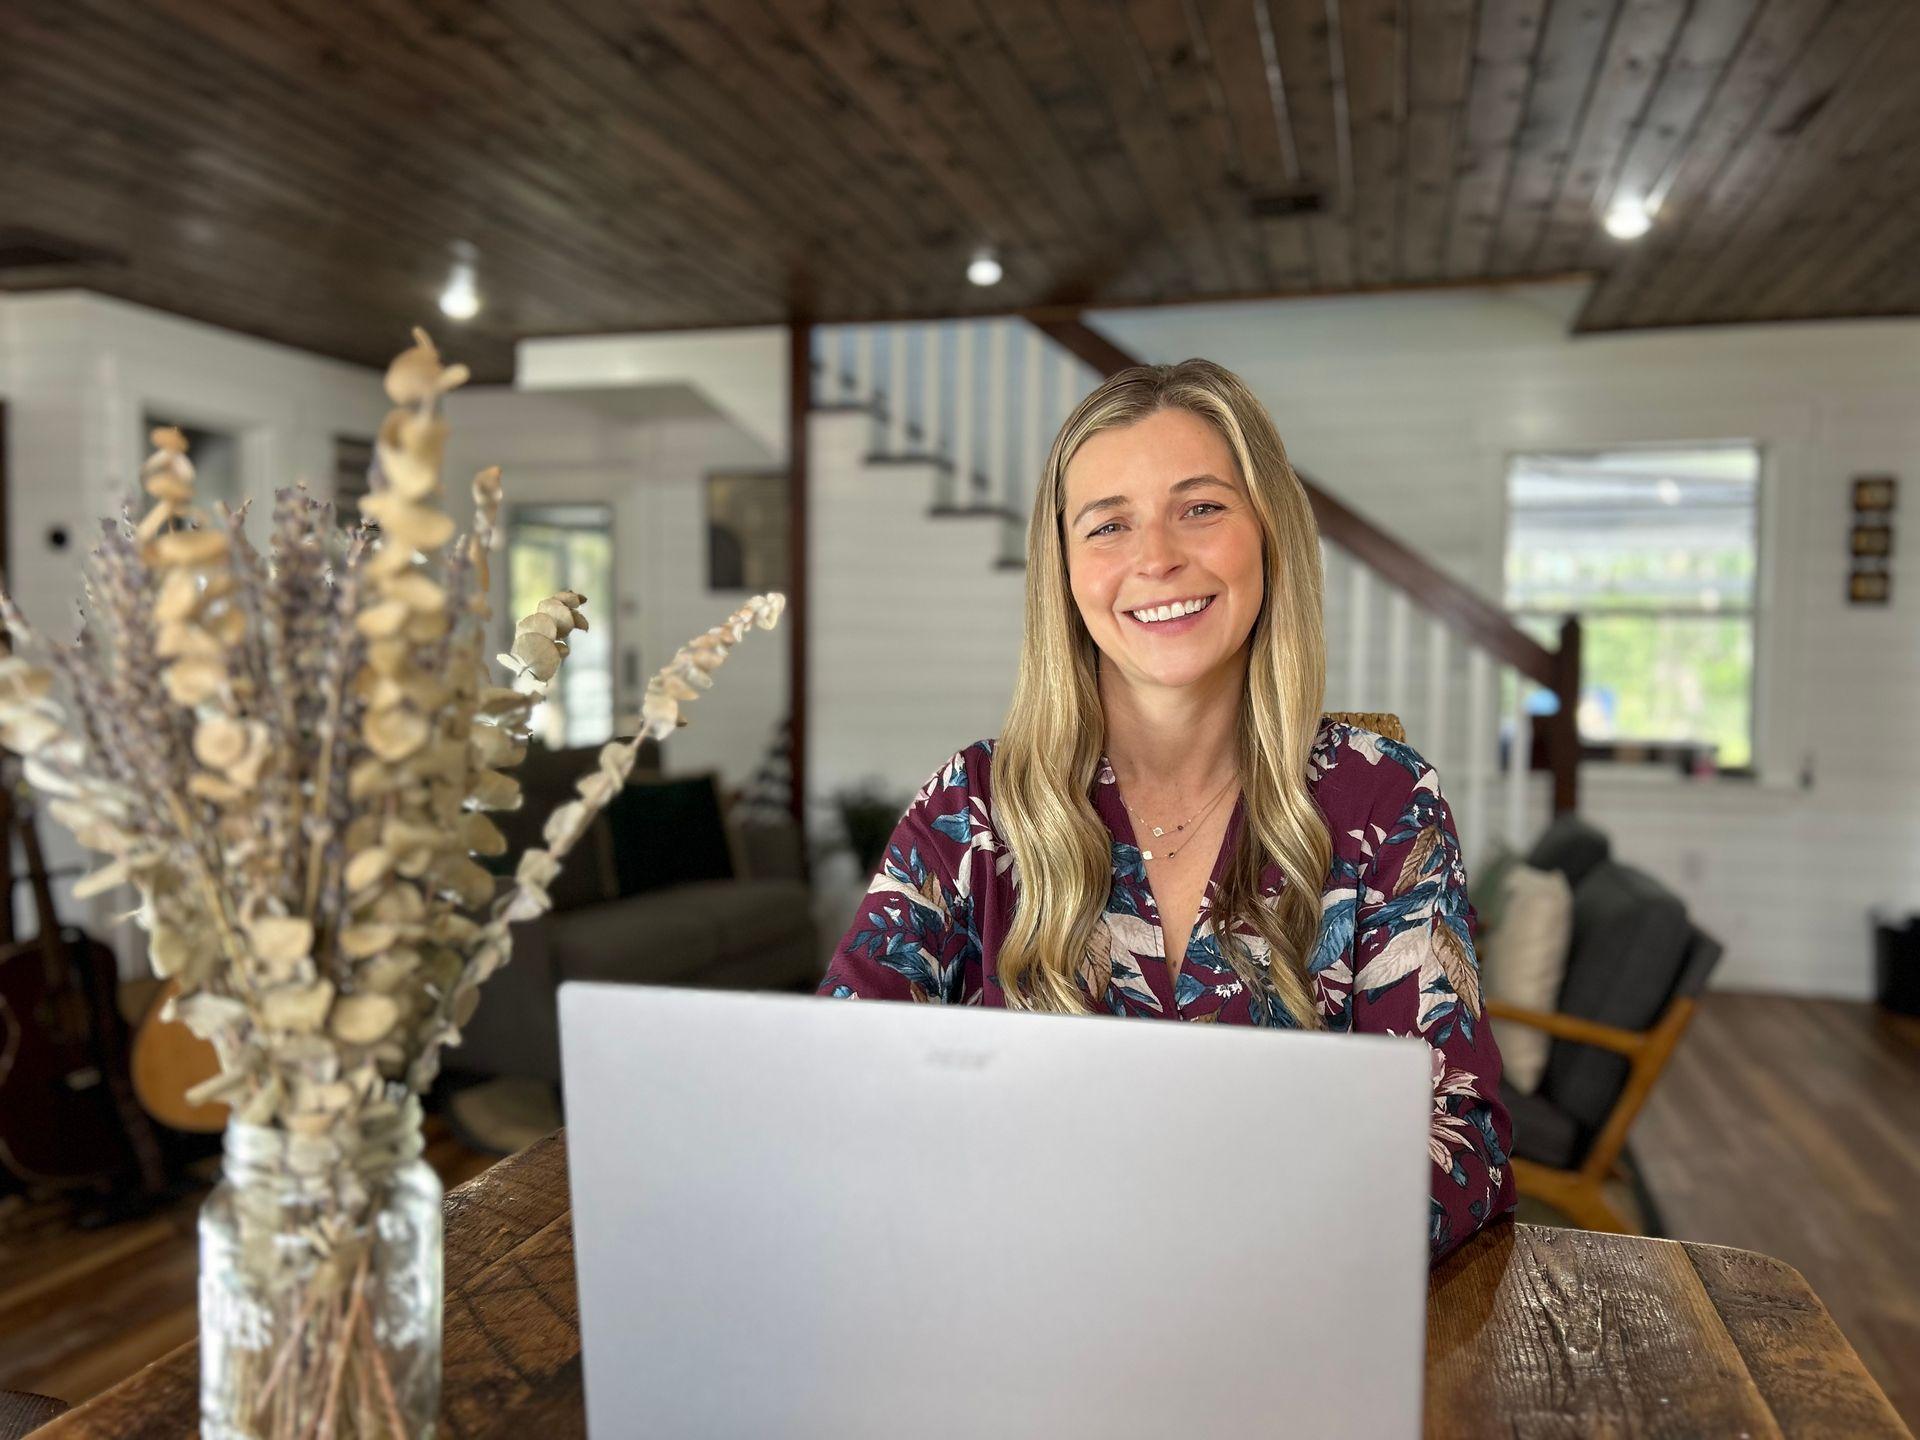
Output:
[992, 357, 1331, 1026]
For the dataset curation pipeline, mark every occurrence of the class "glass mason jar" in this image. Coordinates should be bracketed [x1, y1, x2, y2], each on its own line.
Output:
[199, 1094, 443, 1440]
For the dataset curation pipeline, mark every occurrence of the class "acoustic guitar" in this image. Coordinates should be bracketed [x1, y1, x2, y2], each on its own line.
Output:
[129, 976, 228, 1132]
[0, 775, 168, 1197]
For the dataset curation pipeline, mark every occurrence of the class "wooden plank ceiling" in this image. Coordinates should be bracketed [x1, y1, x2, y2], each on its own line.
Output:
[2, 0, 1917, 382]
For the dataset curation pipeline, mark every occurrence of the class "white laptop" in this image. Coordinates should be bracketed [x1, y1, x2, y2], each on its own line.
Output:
[558, 981, 1431, 1438]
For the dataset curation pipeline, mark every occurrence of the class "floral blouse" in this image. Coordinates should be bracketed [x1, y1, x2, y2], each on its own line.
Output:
[817, 718, 1517, 1264]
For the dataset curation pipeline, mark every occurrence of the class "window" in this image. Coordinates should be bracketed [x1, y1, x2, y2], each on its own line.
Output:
[142, 416, 240, 512]
[1504, 444, 1760, 772]
[505, 504, 615, 748]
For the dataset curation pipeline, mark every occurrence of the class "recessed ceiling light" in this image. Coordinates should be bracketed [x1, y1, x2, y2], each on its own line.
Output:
[440, 243, 482, 320]
[1604, 198, 1653, 241]
[967, 248, 1003, 287]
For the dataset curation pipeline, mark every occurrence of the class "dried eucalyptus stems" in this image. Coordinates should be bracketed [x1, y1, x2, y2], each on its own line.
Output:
[0, 328, 783, 1436]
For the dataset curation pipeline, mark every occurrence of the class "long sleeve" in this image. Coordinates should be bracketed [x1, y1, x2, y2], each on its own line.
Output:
[816, 748, 982, 1005]
[1349, 756, 1516, 1265]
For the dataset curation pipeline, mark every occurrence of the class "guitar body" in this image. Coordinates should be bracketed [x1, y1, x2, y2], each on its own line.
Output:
[130, 976, 228, 1133]
[0, 926, 138, 1187]
[0, 765, 171, 1203]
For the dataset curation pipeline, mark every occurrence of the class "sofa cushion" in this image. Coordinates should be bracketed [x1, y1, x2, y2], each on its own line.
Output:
[545, 879, 814, 988]
[547, 899, 723, 987]
[1526, 812, 1611, 888]
[1542, 861, 1691, 1136]
[604, 773, 735, 897]
[1467, 838, 1524, 943]
[1500, 1080, 1582, 1170]
[1480, 862, 1574, 1093]
[668, 878, 814, 954]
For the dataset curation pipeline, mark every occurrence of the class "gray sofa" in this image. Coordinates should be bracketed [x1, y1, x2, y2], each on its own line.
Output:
[447, 742, 822, 1087]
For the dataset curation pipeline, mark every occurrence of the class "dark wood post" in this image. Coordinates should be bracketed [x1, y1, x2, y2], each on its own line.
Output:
[1551, 614, 1582, 814]
[787, 322, 812, 880]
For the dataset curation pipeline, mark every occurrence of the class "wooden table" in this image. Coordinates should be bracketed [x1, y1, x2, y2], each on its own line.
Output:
[34, 1130, 1910, 1438]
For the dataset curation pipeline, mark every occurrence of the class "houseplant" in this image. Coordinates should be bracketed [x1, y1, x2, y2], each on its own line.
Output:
[825, 778, 910, 875]
[0, 329, 783, 1438]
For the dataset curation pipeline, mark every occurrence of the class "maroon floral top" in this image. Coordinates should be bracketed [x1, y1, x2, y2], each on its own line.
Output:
[817, 718, 1517, 1263]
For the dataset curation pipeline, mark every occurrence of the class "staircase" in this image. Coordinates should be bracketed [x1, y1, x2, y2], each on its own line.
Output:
[812, 319, 1101, 567]
[804, 317, 1581, 872]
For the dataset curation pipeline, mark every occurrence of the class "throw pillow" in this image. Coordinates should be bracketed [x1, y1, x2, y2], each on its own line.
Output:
[1479, 861, 1574, 1093]
[1468, 838, 1523, 944]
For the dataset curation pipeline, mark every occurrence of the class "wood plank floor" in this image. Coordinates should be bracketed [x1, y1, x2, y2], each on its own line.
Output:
[1, 992, 1914, 1429]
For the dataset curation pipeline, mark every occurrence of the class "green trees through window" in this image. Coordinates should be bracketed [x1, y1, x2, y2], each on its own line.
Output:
[1505, 446, 1759, 771]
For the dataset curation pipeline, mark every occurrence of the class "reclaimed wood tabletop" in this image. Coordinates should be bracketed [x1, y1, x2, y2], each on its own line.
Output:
[30, 1128, 1909, 1439]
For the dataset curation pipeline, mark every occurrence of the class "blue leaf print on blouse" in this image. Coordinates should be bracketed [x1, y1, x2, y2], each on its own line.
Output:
[1465, 1104, 1509, 1166]
[1359, 883, 1442, 941]
[1174, 969, 1209, 1008]
[879, 932, 955, 997]
[1309, 894, 1355, 975]
[929, 808, 975, 847]
[1186, 944, 1234, 981]
[1111, 840, 1148, 886]
[1376, 736, 1428, 780]
[1247, 986, 1301, 1029]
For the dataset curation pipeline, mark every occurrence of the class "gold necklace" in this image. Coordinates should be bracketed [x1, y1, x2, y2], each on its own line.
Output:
[1115, 771, 1238, 861]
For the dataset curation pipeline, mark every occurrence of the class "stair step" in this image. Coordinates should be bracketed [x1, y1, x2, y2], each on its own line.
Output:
[929, 504, 1021, 522]
[811, 400, 882, 417]
[993, 556, 1027, 570]
[863, 451, 952, 469]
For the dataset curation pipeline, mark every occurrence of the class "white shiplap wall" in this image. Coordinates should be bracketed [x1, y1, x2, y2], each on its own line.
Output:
[807, 407, 1025, 821]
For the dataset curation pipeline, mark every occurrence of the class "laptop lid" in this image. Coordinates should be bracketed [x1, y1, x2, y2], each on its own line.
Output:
[559, 981, 1430, 1438]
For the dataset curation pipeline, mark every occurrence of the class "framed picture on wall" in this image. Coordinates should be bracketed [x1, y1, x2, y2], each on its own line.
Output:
[706, 469, 788, 592]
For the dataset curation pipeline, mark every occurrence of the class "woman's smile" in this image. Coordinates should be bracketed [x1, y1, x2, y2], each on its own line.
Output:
[1122, 594, 1217, 633]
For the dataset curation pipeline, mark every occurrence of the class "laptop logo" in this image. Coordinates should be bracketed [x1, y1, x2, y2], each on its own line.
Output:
[925, 1046, 995, 1070]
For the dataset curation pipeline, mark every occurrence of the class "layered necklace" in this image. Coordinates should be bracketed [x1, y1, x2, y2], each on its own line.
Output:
[1113, 769, 1240, 861]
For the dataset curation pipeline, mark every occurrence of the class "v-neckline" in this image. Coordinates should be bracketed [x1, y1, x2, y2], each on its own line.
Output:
[1096, 754, 1246, 1011]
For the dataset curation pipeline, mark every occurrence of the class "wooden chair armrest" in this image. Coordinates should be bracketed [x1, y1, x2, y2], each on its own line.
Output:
[1485, 999, 1648, 1057]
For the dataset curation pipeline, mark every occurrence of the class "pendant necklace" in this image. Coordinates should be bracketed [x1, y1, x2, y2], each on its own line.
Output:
[1115, 770, 1239, 861]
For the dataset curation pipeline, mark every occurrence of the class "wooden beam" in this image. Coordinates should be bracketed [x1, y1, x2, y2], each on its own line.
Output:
[1024, 315, 1140, 378]
[787, 320, 812, 872]
[1552, 615, 1582, 812]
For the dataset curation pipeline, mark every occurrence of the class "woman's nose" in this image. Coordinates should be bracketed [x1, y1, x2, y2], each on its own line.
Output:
[1134, 520, 1182, 571]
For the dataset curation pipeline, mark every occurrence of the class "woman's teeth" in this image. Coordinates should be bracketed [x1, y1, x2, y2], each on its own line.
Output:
[1128, 596, 1214, 624]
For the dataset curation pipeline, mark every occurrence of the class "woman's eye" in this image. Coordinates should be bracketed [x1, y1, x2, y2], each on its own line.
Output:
[1087, 502, 1224, 538]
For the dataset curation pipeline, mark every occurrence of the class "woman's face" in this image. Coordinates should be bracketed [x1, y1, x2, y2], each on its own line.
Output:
[1062, 406, 1265, 696]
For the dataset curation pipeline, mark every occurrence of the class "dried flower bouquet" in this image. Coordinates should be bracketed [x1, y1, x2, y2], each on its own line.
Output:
[0, 329, 784, 1438]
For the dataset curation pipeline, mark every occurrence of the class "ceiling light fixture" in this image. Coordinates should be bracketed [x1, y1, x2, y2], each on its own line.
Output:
[967, 247, 1003, 287]
[440, 241, 482, 320]
[1603, 197, 1654, 241]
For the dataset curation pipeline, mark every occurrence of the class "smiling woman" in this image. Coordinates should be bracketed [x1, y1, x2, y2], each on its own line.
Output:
[818, 357, 1515, 1264]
